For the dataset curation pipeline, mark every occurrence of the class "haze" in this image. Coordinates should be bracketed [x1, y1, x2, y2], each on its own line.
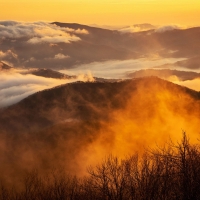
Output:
[1, 0, 200, 27]
[0, 1, 200, 196]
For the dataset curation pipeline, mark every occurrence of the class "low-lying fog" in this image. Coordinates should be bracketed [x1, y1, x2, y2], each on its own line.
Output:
[1, 56, 200, 108]
[60, 57, 187, 79]
[60, 58, 200, 91]
[1, 20, 200, 108]
[1, 55, 200, 108]
[0, 70, 94, 108]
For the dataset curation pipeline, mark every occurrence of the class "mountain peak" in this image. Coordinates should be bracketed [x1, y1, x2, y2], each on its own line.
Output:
[30, 68, 75, 79]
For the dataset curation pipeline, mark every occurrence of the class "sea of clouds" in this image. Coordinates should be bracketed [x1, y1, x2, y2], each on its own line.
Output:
[0, 21, 199, 108]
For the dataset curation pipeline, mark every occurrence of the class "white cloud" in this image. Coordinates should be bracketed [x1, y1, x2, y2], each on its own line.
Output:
[65, 27, 89, 34]
[119, 26, 142, 33]
[77, 71, 95, 82]
[155, 25, 181, 33]
[0, 72, 73, 108]
[119, 25, 155, 33]
[0, 70, 96, 108]
[0, 21, 84, 44]
[0, 51, 7, 58]
[60, 57, 186, 79]
[27, 35, 80, 44]
[54, 53, 70, 59]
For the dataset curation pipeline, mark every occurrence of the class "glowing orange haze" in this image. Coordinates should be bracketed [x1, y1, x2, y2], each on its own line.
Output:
[1, 0, 200, 26]
[73, 79, 200, 175]
[0, 78, 199, 181]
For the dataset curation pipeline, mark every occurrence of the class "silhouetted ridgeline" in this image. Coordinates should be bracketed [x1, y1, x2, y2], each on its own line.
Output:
[30, 68, 76, 79]
[0, 77, 199, 134]
[128, 69, 200, 81]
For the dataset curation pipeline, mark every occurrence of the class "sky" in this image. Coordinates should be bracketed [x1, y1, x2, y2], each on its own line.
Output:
[1, 0, 200, 26]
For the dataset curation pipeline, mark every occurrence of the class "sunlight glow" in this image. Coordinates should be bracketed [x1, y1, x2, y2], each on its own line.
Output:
[1, 0, 200, 26]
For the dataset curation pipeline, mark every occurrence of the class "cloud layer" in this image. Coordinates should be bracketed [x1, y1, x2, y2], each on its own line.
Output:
[0, 70, 95, 108]
[119, 24, 156, 33]
[155, 25, 183, 33]
[60, 58, 200, 91]
[0, 21, 199, 72]
[0, 21, 86, 43]
[0, 21, 91, 69]
[60, 57, 187, 79]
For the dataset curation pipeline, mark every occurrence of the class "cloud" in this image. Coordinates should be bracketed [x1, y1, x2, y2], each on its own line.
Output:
[60, 57, 186, 79]
[0, 20, 18, 26]
[0, 70, 97, 108]
[119, 24, 155, 33]
[27, 35, 80, 44]
[119, 26, 143, 33]
[0, 21, 83, 44]
[65, 27, 89, 34]
[0, 21, 89, 67]
[0, 50, 17, 59]
[60, 58, 200, 91]
[77, 71, 95, 82]
[0, 71, 72, 108]
[155, 25, 182, 33]
[0, 51, 7, 58]
[0, 50, 18, 66]
[54, 53, 70, 59]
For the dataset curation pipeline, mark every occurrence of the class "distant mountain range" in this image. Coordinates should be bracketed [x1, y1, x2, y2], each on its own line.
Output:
[1, 21, 200, 70]
[29, 68, 120, 82]
[30, 68, 75, 79]
[128, 69, 200, 81]
[77, 23, 156, 31]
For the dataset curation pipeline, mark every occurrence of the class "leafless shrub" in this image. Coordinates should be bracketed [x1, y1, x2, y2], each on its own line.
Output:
[1, 132, 200, 200]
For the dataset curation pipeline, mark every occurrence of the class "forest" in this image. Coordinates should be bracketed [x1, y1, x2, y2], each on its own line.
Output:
[0, 132, 200, 200]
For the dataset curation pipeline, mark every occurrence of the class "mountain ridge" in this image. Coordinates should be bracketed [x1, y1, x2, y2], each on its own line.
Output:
[128, 69, 200, 81]
[0, 77, 199, 135]
[0, 76, 199, 180]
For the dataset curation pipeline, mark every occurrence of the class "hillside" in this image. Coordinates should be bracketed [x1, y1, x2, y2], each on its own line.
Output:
[0, 77, 198, 133]
[0, 77, 199, 180]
